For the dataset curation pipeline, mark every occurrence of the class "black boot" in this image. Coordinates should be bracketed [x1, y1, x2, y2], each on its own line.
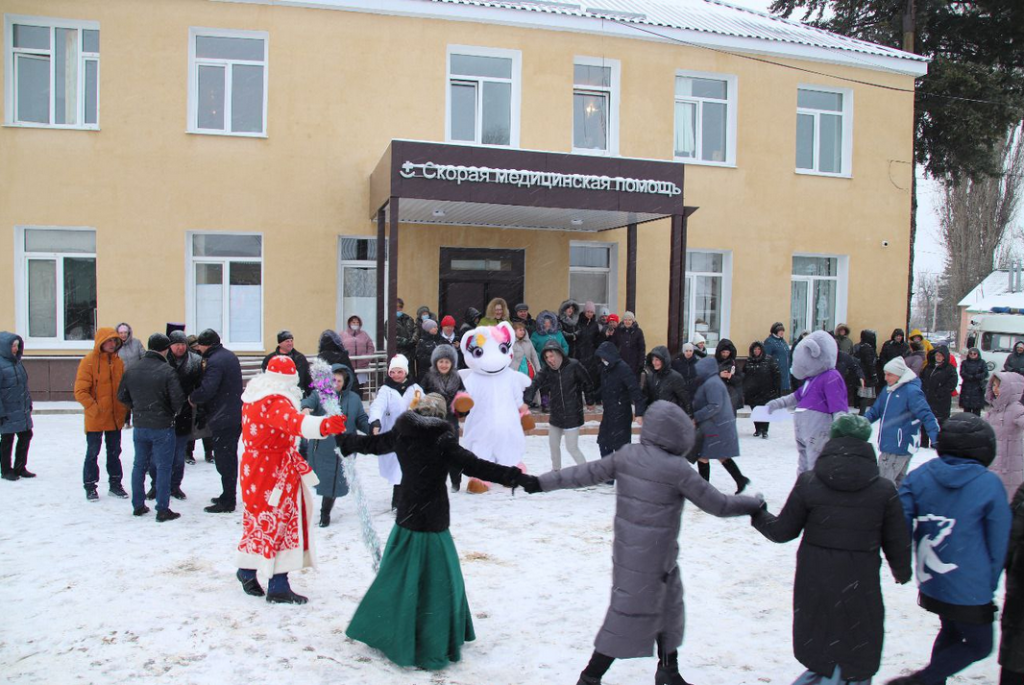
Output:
[319, 497, 335, 528]
[578, 651, 614, 685]
[655, 646, 694, 685]
[697, 460, 710, 482]
[721, 458, 750, 494]
[237, 569, 265, 597]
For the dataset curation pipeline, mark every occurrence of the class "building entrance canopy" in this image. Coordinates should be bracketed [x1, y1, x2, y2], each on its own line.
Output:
[368, 140, 696, 356]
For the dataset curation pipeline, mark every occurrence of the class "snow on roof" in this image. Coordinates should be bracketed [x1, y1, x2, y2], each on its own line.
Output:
[958, 269, 1017, 308]
[965, 292, 1024, 315]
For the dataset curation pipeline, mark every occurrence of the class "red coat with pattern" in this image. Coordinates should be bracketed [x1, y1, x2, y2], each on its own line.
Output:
[237, 394, 321, 576]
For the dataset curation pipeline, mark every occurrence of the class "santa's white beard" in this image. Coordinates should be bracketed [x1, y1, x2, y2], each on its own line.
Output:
[241, 373, 303, 408]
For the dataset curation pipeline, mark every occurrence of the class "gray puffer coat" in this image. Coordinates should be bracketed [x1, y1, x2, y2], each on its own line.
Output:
[538, 401, 762, 659]
[692, 356, 740, 460]
[0, 332, 32, 434]
[987, 371, 1024, 500]
[115, 323, 146, 372]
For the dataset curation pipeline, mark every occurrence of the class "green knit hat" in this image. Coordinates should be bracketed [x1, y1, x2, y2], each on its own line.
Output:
[829, 414, 872, 442]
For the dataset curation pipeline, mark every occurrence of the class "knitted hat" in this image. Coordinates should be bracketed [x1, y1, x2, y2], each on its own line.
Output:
[441, 315, 456, 329]
[682, 342, 695, 353]
[388, 354, 409, 373]
[197, 329, 220, 346]
[264, 355, 299, 386]
[411, 391, 447, 419]
[277, 330, 294, 344]
[147, 333, 171, 353]
[607, 314, 620, 324]
[584, 301, 596, 314]
[691, 332, 706, 345]
[515, 303, 530, 312]
[936, 413, 997, 466]
[168, 330, 189, 346]
[829, 414, 872, 442]
[623, 311, 635, 320]
[422, 318, 438, 332]
[883, 356, 910, 377]
[771, 322, 785, 335]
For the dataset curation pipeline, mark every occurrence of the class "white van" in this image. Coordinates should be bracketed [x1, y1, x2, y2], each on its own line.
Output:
[967, 313, 1024, 372]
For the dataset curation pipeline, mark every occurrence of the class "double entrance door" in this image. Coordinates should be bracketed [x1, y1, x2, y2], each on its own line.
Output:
[439, 247, 524, 327]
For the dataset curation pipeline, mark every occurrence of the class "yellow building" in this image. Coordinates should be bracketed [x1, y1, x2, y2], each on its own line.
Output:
[0, 0, 926, 392]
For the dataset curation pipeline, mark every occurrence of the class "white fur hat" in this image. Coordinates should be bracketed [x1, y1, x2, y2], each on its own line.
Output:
[884, 356, 909, 377]
[388, 354, 409, 373]
[691, 333, 706, 345]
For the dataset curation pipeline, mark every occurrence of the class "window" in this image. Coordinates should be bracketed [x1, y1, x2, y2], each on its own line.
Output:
[15, 227, 97, 347]
[791, 255, 849, 342]
[796, 86, 853, 176]
[569, 242, 617, 311]
[981, 332, 1024, 354]
[338, 237, 387, 342]
[446, 46, 520, 147]
[5, 16, 100, 128]
[573, 57, 619, 154]
[674, 72, 736, 165]
[189, 233, 263, 348]
[683, 251, 731, 348]
[188, 28, 268, 136]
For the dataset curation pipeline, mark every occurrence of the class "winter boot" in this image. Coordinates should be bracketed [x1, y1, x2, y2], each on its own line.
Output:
[885, 676, 926, 685]
[576, 675, 602, 685]
[577, 651, 614, 685]
[86, 487, 99, 502]
[109, 484, 129, 499]
[697, 460, 710, 482]
[171, 487, 187, 500]
[156, 509, 181, 522]
[655, 648, 694, 685]
[721, 458, 750, 494]
[237, 569, 265, 597]
[146, 486, 156, 500]
[319, 497, 335, 528]
[133, 505, 150, 516]
[266, 573, 308, 605]
[204, 501, 235, 513]
[17, 468, 36, 478]
[1, 473, 19, 481]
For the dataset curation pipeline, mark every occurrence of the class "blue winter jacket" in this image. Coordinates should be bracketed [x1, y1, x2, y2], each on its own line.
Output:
[899, 455, 1011, 606]
[0, 332, 32, 434]
[864, 377, 940, 456]
[763, 335, 791, 392]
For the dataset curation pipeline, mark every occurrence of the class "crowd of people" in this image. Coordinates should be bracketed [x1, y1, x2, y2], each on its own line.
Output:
[3, 300, 1024, 685]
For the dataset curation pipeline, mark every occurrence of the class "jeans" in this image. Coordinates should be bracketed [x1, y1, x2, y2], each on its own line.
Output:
[0, 430, 32, 475]
[917, 617, 993, 684]
[211, 426, 241, 507]
[548, 426, 587, 470]
[83, 430, 123, 489]
[151, 433, 188, 490]
[132, 427, 175, 511]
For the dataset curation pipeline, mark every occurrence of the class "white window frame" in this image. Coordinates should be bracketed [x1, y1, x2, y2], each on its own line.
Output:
[572, 56, 620, 156]
[445, 44, 521, 148]
[4, 14, 100, 130]
[673, 70, 738, 167]
[683, 249, 732, 346]
[187, 27, 269, 138]
[568, 240, 618, 312]
[13, 225, 97, 350]
[185, 231, 265, 352]
[795, 84, 854, 178]
[790, 253, 850, 339]
[336, 235, 388, 337]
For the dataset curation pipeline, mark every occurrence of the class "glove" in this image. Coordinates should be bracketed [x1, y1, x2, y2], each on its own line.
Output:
[517, 473, 542, 494]
[320, 415, 347, 436]
[765, 399, 784, 414]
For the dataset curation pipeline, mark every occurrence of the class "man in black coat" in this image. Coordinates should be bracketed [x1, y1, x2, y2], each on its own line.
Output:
[527, 340, 593, 470]
[118, 333, 186, 521]
[853, 330, 879, 415]
[836, 348, 866, 410]
[742, 341, 780, 438]
[575, 303, 604, 400]
[596, 342, 645, 457]
[878, 328, 910, 391]
[190, 329, 243, 513]
[611, 312, 646, 378]
[753, 414, 912, 683]
[156, 330, 203, 496]
[261, 330, 312, 398]
[920, 346, 958, 448]
[641, 346, 689, 412]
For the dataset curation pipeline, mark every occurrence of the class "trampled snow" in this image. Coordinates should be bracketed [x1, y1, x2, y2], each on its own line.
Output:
[1, 414, 999, 684]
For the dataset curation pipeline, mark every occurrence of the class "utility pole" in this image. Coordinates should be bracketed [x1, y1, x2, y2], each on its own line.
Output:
[903, 0, 918, 329]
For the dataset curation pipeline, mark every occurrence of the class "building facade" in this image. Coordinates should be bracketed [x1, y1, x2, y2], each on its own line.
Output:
[0, 0, 926, 386]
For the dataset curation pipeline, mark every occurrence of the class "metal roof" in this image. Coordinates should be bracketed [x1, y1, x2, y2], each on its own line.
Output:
[427, 0, 928, 67]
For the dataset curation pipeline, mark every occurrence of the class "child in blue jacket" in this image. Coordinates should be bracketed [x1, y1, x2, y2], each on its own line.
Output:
[889, 413, 1012, 685]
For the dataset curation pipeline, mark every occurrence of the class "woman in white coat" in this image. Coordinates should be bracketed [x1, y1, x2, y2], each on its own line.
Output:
[368, 354, 422, 510]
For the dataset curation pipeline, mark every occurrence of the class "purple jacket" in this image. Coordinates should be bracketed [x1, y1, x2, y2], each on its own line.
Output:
[794, 369, 848, 414]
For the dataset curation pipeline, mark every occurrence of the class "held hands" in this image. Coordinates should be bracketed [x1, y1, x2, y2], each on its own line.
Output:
[320, 415, 347, 436]
[516, 472, 542, 494]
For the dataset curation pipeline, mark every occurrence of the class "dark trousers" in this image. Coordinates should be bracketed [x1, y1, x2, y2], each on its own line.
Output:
[0, 430, 32, 475]
[211, 426, 240, 506]
[917, 617, 993, 684]
[753, 421, 769, 436]
[1002, 668, 1024, 685]
[132, 427, 175, 511]
[186, 436, 213, 458]
[83, 430, 123, 489]
[150, 433, 188, 490]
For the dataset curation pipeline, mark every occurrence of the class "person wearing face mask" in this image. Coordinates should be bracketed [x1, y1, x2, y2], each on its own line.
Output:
[341, 315, 376, 385]
[958, 348, 988, 416]
[385, 298, 418, 363]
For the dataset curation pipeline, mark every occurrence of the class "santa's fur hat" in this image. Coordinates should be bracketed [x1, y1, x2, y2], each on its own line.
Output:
[241, 355, 303, 408]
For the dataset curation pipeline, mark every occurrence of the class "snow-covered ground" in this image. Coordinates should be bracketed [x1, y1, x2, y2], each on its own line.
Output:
[1, 414, 999, 684]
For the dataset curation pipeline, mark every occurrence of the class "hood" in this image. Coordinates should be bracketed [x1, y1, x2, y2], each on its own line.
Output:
[813, 437, 880, 492]
[714, 339, 737, 364]
[930, 455, 992, 489]
[890, 328, 906, 342]
[835, 324, 850, 337]
[596, 341, 621, 364]
[431, 343, 459, 369]
[394, 408, 456, 441]
[747, 341, 765, 358]
[859, 329, 877, 347]
[464, 307, 482, 325]
[536, 310, 560, 333]
[639, 400, 695, 456]
[791, 330, 838, 380]
[329, 363, 356, 392]
[908, 328, 925, 341]
[115, 322, 134, 343]
[416, 306, 431, 317]
[1014, 342, 1024, 356]
[558, 299, 580, 325]
[646, 345, 672, 372]
[93, 327, 122, 354]
[541, 338, 566, 362]
[318, 329, 347, 356]
[964, 348, 984, 364]
[484, 298, 509, 321]
[990, 371, 1024, 410]
[927, 345, 951, 368]
[695, 355, 720, 383]
[0, 332, 24, 362]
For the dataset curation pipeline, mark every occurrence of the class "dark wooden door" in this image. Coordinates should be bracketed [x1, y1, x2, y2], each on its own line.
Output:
[439, 248, 525, 327]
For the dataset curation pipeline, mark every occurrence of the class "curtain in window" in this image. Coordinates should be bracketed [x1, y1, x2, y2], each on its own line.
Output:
[674, 101, 696, 157]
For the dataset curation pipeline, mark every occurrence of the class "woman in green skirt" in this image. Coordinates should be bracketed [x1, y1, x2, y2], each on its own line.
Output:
[340, 392, 522, 670]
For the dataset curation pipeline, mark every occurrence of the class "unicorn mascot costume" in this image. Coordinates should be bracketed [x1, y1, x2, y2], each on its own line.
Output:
[458, 321, 532, 493]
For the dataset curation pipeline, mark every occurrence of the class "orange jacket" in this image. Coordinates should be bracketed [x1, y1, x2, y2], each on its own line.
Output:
[74, 327, 128, 432]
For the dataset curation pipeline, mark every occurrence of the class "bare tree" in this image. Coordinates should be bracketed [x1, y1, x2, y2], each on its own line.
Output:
[912, 271, 940, 333]
[939, 123, 1024, 320]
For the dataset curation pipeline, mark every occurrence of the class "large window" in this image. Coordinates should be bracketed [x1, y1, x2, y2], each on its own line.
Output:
[796, 86, 853, 176]
[569, 242, 616, 311]
[683, 251, 731, 349]
[16, 227, 97, 347]
[338, 237, 387, 343]
[189, 233, 263, 348]
[791, 255, 848, 341]
[5, 16, 100, 128]
[674, 72, 736, 166]
[446, 46, 520, 147]
[188, 28, 268, 136]
[573, 57, 619, 154]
